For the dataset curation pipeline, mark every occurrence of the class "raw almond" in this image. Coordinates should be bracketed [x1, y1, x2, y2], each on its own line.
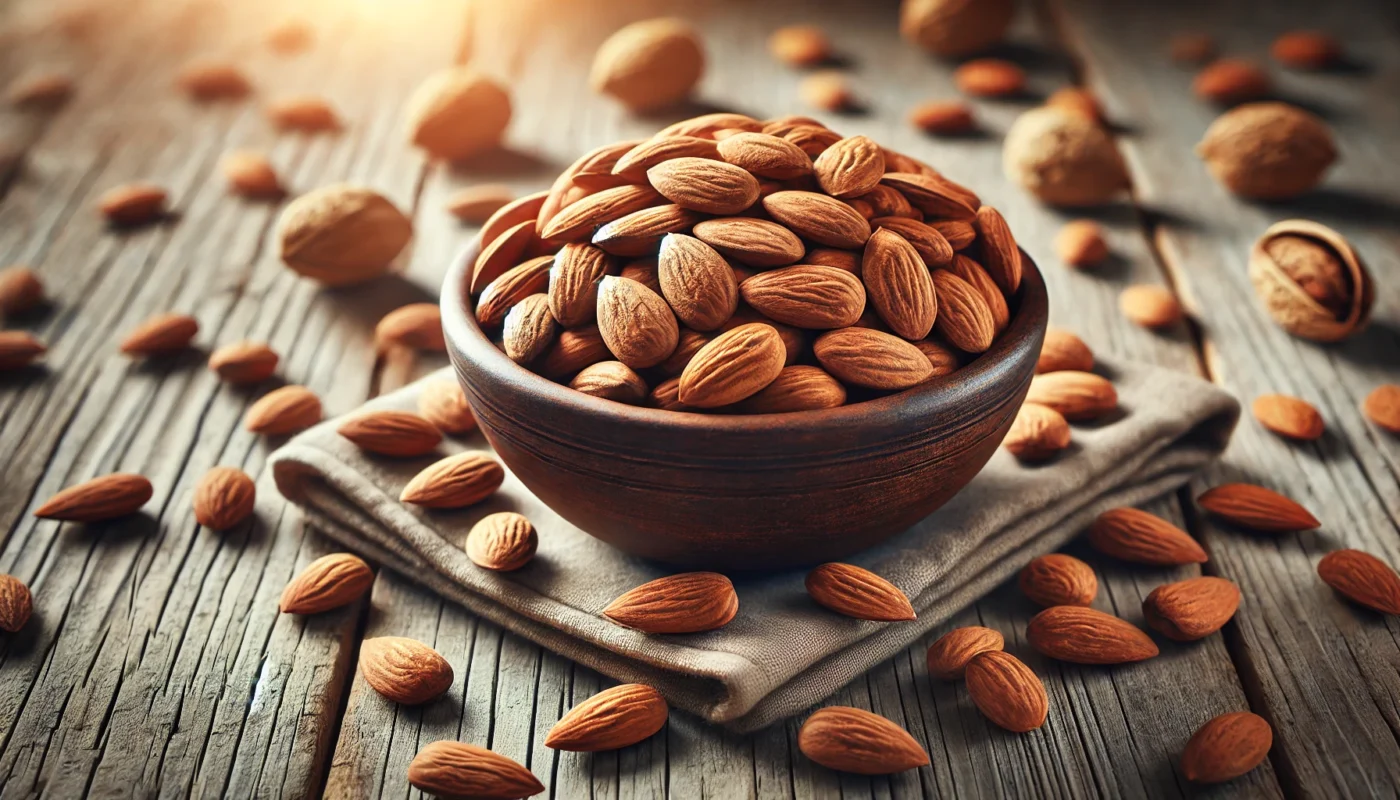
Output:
[931, 270, 995, 353]
[360, 636, 454, 704]
[619, 259, 662, 294]
[407, 741, 544, 800]
[926, 626, 1004, 680]
[658, 233, 739, 330]
[1143, 576, 1241, 640]
[570, 361, 648, 404]
[548, 243, 614, 327]
[590, 18, 704, 112]
[596, 276, 679, 369]
[1055, 220, 1109, 267]
[539, 326, 611, 379]
[417, 379, 477, 435]
[1036, 329, 1094, 373]
[659, 112, 763, 139]
[1316, 549, 1400, 615]
[782, 123, 843, 157]
[948, 254, 1010, 332]
[859, 186, 920, 220]
[716, 132, 812, 180]
[768, 25, 831, 67]
[955, 59, 1026, 97]
[1361, 385, 1400, 433]
[863, 228, 937, 340]
[1120, 285, 1183, 329]
[266, 95, 339, 131]
[604, 572, 739, 634]
[566, 139, 641, 189]
[193, 466, 256, 530]
[208, 341, 279, 384]
[466, 512, 537, 571]
[805, 562, 915, 621]
[814, 328, 934, 390]
[762, 191, 871, 249]
[476, 255, 553, 326]
[266, 18, 313, 54]
[35, 473, 152, 522]
[99, 183, 167, 226]
[1003, 402, 1071, 462]
[909, 100, 976, 135]
[481, 191, 547, 261]
[1252, 394, 1324, 440]
[1019, 553, 1097, 607]
[220, 151, 282, 198]
[932, 219, 977, 250]
[1027, 605, 1159, 664]
[339, 410, 442, 457]
[678, 323, 785, 408]
[0, 574, 32, 633]
[870, 218, 953, 268]
[279, 553, 373, 614]
[472, 220, 536, 293]
[657, 329, 711, 377]
[545, 684, 668, 751]
[376, 303, 445, 351]
[647, 158, 759, 215]
[278, 184, 412, 286]
[692, 217, 804, 267]
[0, 265, 44, 314]
[403, 67, 510, 162]
[245, 385, 323, 435]
[1193, 59, 1271, 105]
[540, 184, 662, 243]
[813, 135, 884, 198]
[502, 294, 557, 364]
[880, 173, 976, 221]
[1087, 507, 1208, 565]
[739, 265, 865, 329]
[1197, 483, 1319, 532]
[973, 206, 1022, 295]
[445, 184, 513, 222]
[401, 451, 504, 508]
[1025, 371, 1117, 421]
[1181, 712, 1272, 784]
[738, 365, 846, 413]
[800, 71, 856, 112]
[175, 60, 250, 100]
[915, 338, 962, 376]
[0, 331, 46, 370]
[592, 204, 704, 257]
[613, 136, 721, 181]
[965, 651, 1048, 732]
[797, 707, 929, 775]
[650, 377, 688, 411]
[805, 247, 861, 274]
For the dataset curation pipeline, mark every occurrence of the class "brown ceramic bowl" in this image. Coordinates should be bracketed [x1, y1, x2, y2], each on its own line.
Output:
[442, 235, 1048, 571]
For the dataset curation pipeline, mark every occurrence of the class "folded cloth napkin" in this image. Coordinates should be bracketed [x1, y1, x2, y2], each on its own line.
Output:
[270, 357, 1238, 732]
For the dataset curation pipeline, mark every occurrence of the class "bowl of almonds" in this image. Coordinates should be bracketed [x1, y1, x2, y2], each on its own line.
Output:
[442, 113, 1047, 570]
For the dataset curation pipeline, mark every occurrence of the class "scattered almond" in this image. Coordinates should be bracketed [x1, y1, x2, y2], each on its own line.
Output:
[590, 18, 704, 111]
[1055, 220, 1109, 267]
[1271, 31, 1342, 70]
[1197, 483, 1319, 532]
[1143, 576, 1241, 641]
[1120, 285, 1183, 329]
[339, 410, 442, 457]
[1036, 329, 1094, 374]
[266, 95, 339, 131]
[570, 361, 649, 404]
[797, 707, 929, 775]
[769, 25, 831, 67]
[1025, 370, 1117, 421]
[1027, 605, 1159, 664]
[360, 636, 454, 704]
[376, 303, 445, 351]
[926, 626, 1003, 680]
[175, 59, 250, 100]
[400, 451, 503, 507]
[0, 265, 44, 315]
[800, 71, 855, 112]
[1019, 553, 1097, 607]
[418, 379, 477, 435]
[909, 100, 976, 135]
[1088, 507, 1208, 565]
[476, 256, 553, 326]
[1251, 394, 1324, 440]
[1003, 402, 1072, 462]
[1316, 549, 1400, 615]
[220, 151, 282, 198]
[277, 184, 412, 286]
[7, 71, 73, 108]
[98, 183, 167, 226]
[121, 312, 199, 356]
[407, 741, 543, 800]
[965, 650, 1048, 732]
[34, 473, 153, 522]
[0, 574, 33, 633]
[404, 67, 511, 161]
[446, 184, 514, 222]
[0, 331, 45, 370]
[245, 385, 322, 435]
[465, 512, 536, 571]
[1193, 59, 1271, 105]
[805, 562, 915, 622]
[955, 59, 1026, 97]
[279, 553, 373, 614]
[209, 341, 279, 384]
[546, 684, 669, 751]
[1181, 712, 1272, 784]
[193, 466, 256, 530]
[603, 572, 738, 634]
[1362, 385, 1400, 434]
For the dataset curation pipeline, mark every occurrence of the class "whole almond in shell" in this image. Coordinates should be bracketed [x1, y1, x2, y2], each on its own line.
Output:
[570, 361, 649, 404]
[1087, 507, 1208, 565]
[762, 191, 871, 249]
[209, 341, 279, 384]
[408, 741, 544, 800]
[277, 184, 412, 286]
[546, 684, 668, 751]
[1019, 553, 1097, 607]
[613, 136, 721, 181]
[99, 183, 167, 226]
[540, 184, 662, 243]
[1316, 549, 1400, 615]
[1055, 220, 1109, 267]
[404, 67, 510, 162]
[739, 265, 865, 330]
[590, 18, 704, 112]
[596, 276, 679, 369]
[1197, 103, 1335, 200]
[813, 135, 884, 198]
[476, 255, 553, 326]
[1197, 483, 1319, 532]
[1003, 402, 1071, 462]
[863, 228, 937, 340]
[548, 243, 614, 327]
[678, 323, 785, 408]
[473, 220, 536, 293]
[716, 132, 812, 180]
[657, 329, 711, 377]
[870, 217, 953, 268]
[246, 385, 322, 435]
[692, 217, 804, 267]
[1003, 107, 1128, 206]
[604, 572, 738, 634]
[266, 95, 339, 131]
[466, 512, 537, 571]
[931, 270, 996, 353]
[738, 365, 846, 413]
[592, 204, 704, 257]
[647, 157, 758, 215]
[797, 707, 929, 775]
[0, 265, 44, 314]
[445, 184, 513, 222]
[658, 233, 739, 331]
[1181, 712, 1272, 784]
[35, 473, 153, 522]
[1362, 385, 1400, 434]
[1036, 328, 1094, 373]
[1252, 394, 1324, 440]
[0, 574, 32, 633]
[417, 379, 477, 435]
[965, 651, 1048, 732]
[1047, 87, 1104, 123]
[1025, 371, 1117, 421]
[814, 327, 934, 390]
[376, 303, 445, 351]
[926, 625, 1004, 680]
[1120, 285, 1183, 329]
[220, 150, 282, 198]
[805, 562, 915, 621]
[279, 553, 373, 614]
[339, 410, 442, 457]
[1027, 605, 1159, 664]
[193, 466, 256, 530]
[1248, 220, 1373, 343]
[1143, 576, 1241, 641]
[401, 451, 504, 508]
[360, 636, 454, 704]
[900, 0, 1013, 57]
[0, 331, 45, 370]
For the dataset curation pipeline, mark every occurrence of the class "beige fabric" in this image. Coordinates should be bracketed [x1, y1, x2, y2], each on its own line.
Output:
[270, 358, 1238, 732]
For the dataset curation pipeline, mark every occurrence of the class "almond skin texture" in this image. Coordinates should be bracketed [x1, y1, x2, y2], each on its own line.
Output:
[546, 684, 669, 751]
[915, 338, 961, 376]
[1036, 329, 1094, 373]
[473, 220, 536, 294]
[593, 204, 704, 258]
[660, 112, 764, 139]
[900, 0, 1014, 58]
[1087, 507, 1208, 565]
[209, 341, 279, 384]
[541, 184, 664, 243]
[1019, 553, 1097, 607]
[1027, 605, 1159, 664]
[417, 379, 477, 435]
[0, 331, 45, 370]
[716, 132, 812, 180]
[965, 651, 1048, 732]
[339, 411, 442, 457]
[974, 206, 1022, 295]
[570, 361, 649, 405]
[1003, 107, 1128, 207]
[0, 574, 33, 633]
[739, 265, 866, 329]
[798, 707, 929, 775]
[277, 184, 412, 286]
[35, 473, 153, 522]
[1252, 394, 1324, 440]
[1361, 385, 1400, 434]
[947, 255, 1010, 332]
[590, 18, 704, 112]
[407, 741, 544, 800]
[193, 467, 256, 530]
[870, 218, 954, 268]
[1025, 371, 1117, 421]
[603, 572, 738, 634]
[596, 276, 680, 369]
[738, 365, 846, 413]
[404, 67, 510, 162]
[955, 59, 1026, 97]
[1120, 285, 1184, 329]
[99, 183, 167, 226]
[1143, 576, 1241, 641]
[1003, 402, 1072, 463]
[881, 172, 978, 220]
[1181, 712, 1273, 784]
[117, 312, 199, 356]
[647, 158, 759, 215]
[678, 323, 785, 408]
[1197, 483, 1320, 533]
[805, 562, 915, 622]
[376, 303, 445, 351]
[800, 71, 855, 112]
[220, 151, 282, 198]
[692, 217, 804, 267]
[814, 328, 935, 391]
[401, 451, 504, 509]
[246, 385, 323, 435]
[813, 135, 885, 198]
[1316, 549, 1400, 615]
[466, 512, 537, 571]
[863, 228, 937, 340]
[445, 184, 513, 222]
[762, 191, 871, 249]
[476, 255, 553, 326]
[548, 243, 613, 327]
[658, 233, 739, 331]
[279, 553, 373, 614]
[931, 270, 996, 353]
[502, 294, 557, 364]
[360, 636, 454, 704]
[926, 626, 1004, 680]
[614, 136, 721, 181]
[1055, 220, 1110, 267]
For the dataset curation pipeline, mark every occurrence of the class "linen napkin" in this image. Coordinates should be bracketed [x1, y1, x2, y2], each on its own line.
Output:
[270, 357, 1238, 733]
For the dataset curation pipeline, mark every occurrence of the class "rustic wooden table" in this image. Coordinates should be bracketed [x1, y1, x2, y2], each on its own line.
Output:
[1, 0, 1396, 796]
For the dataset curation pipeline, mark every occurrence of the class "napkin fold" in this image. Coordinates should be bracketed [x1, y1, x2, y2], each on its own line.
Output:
[270, 358, 1238, 732]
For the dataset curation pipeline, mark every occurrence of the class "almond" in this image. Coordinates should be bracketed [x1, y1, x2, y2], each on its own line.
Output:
[417, 379, 477, 435]
[603, 572, 738, 634]
[768, 25, 831, 67]
[501, 294, 556, 364]
[208, 341, 279, 384]
[539, 326, 611, 379]
[948, 254, 1010, 332]
[590, 18, 704, 112]
[475, 255, 553, 327]
[1025, 371, 1117, 421]
[0, 574, 32, 633]
[1055, 220, 1110, 267]
[869, 218, 953, 268]
[1197, 483, 1319, 532]
[659, 112, 763, 139]
[658, 233, 739, 331]
[1120, 285, 1183, 329]
[466, 512, 537, 571]
[99, 183, 167, 226]
[360, 636, 454, 704]
[472, 220, 536, 293]
[1193, 59, 1271, 105]
[566, 138, 642, 189]
[1143, 576, 1241, 640]
[804, 248, 861, 274]
[858, 186, 919, 220]
[805, 562, 915, 621]
[193, 466, 256, 530]
[1251, 394, 1324, 440]
[0, 265, 44, 314]
[739, 265, 865, 329]
[1087, 507, 1208, 565]
[1019, 553, 1097, 607]
[592, 204, 704, 257]
[1271, 31, 1342, 70]
[401, 451, 504, 508]
[540, 184, 663, 243]
[376, 303, 445, 351]
[647, 157, 759, 215]
[812, 135, 884, 198]
[932, 219, 977, 250]
[782, 123, 843, 157]
[657, 329, 711, 377]
[1316, 549, 1400, 615]
[0, 331, 46, 370]
[1002, 402, 1072, 462]
[716, 132, 812, 180]
[863, 228, 937, 340]
[569, 361, 648, 404]
[814, 328, 934, 390]
[118, 312, 197, 356]
[1027, 605, 1159, 664]
[404, 67, 510, 162]
[880, 173, 977, 221]
[1036, 329, 1094, 373]
[914, 339, 961, 376]
[245, 385, 322, 435]
[278, 184, 412, 286]
[909, 100, 977, 135]
[931, 270, 995, 353]
[220, 151, 282, 198]
[445, 184, 513, 222]
[973, 206, 1022, 295]
[339, 410, 442, 457]
[546, 684, 668, 751]
[175, 60, 250, 100]
[1181, 712, 1272, 784]
[7, 71, 73, 108]
[1361, 384, 1400, 434]
[613, 136, 721, 181]
[762, 191, 871, 249]
[738, 365, 846, 413]
[692, 217, 805, 267]
[407, 741, 543, 800]
[797, 707, 929, 775]
[279, 553, 373, 614]
[800, 71, 856, 112]
[965, 651, 1048, 732]
[596, 276, 679, 369]
[619, 259, 662, 294]
[678, 323, 785, 408]
[955, 59, 1026, 97]
[34, 473, 152, 522]
[548, 243, 614, 327]
[650, 377, 688, 411]
[481, 190, 547, 260]
[925, 626, 1004, 680]
[266, 95, 339, 131]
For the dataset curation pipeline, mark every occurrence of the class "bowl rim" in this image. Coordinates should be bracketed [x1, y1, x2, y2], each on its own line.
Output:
[441, 233, 1048, 437]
